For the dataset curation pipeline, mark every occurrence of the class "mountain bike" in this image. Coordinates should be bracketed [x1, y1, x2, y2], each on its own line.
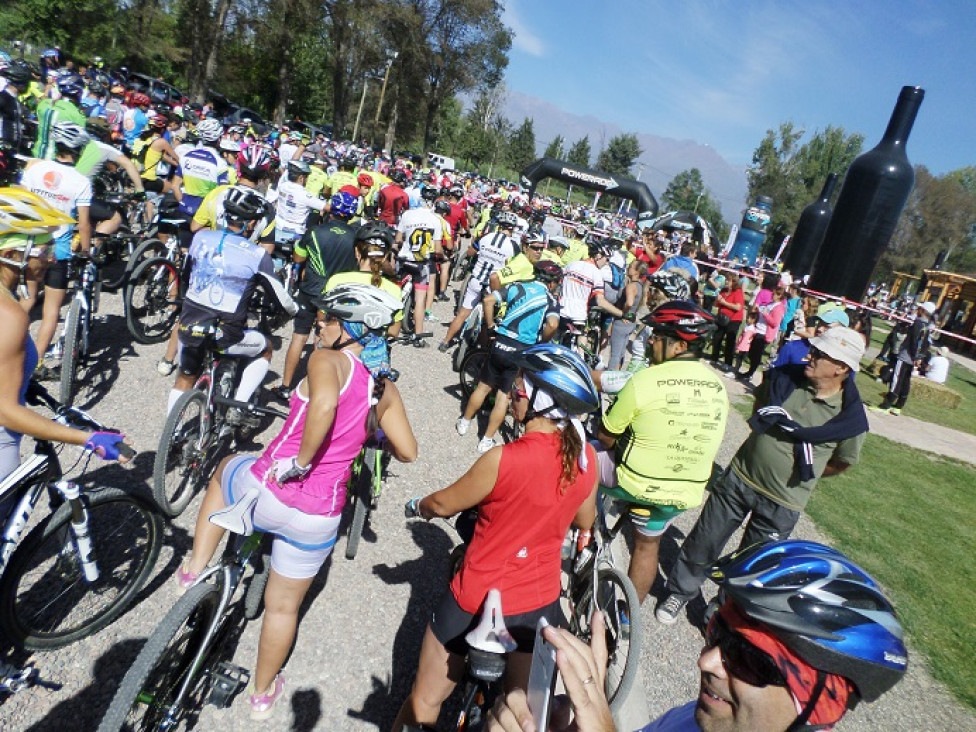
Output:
[0, 382, 163, 650]
[58, 252, 103, 408]
[98, 509, 272, 731]
[97, 192, 159, 292]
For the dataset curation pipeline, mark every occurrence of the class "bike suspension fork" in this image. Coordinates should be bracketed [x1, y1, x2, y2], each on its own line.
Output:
[58, 481, 99, 582]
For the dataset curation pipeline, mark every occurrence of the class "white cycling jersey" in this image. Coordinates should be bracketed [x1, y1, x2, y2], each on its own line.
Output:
[560, 258, 603, 322]
[469, 230, 516, 286]
[274, 179, 325, 235]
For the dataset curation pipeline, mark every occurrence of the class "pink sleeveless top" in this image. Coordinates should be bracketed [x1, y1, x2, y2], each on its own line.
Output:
[251, 350, 371, 516]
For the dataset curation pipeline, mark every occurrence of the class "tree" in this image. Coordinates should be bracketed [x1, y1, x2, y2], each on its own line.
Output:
[543, 134, 564, 160]
[661, 168, 728, 236]
[595, 133, 641, 176]
[507, 117, 536, 172]
[567, 136, 591, 168]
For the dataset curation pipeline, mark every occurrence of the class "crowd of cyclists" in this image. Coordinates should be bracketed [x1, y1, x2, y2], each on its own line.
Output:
[0, 50, 913, 731]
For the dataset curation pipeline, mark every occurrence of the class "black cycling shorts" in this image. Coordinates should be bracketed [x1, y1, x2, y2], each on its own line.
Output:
[292, 292, 318, 336]
[141, 177, 165, 193]
[44, 259, 70, 290]
[430, 588, 560, 656]
[479, 338, 524, 393]
[89, 199, 116, 224]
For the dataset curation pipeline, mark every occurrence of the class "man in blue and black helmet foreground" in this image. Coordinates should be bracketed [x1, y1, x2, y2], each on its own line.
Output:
[487, 539, 908, 732]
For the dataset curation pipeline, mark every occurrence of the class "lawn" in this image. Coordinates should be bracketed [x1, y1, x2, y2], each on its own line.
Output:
[729, 389, 976, 709]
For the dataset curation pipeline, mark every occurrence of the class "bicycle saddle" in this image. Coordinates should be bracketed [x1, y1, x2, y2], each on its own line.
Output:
[465, 589, 517, 654]
[208, 487, 260, 535]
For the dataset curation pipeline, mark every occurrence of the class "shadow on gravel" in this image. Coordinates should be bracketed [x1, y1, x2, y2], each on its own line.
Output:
[349, 521, 453, 730]
[290, 687, 322, 731]
[73, 314, 140, 413]
[25, 638, 144, 732]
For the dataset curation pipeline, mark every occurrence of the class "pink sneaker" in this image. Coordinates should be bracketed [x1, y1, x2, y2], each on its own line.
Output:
[175, 560, 199, 593]
[249, 673, 284, 720]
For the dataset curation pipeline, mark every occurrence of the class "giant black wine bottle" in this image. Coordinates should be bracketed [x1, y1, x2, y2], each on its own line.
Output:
[784, 173, 837, 277]
[808, 86, 924, 300]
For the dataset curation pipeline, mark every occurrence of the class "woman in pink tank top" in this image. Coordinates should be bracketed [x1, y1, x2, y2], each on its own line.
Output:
[177, 284, 417, 719]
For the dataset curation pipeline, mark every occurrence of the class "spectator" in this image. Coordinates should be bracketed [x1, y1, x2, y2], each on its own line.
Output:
[737, 285, 786, 382]
[923, 346, 950, 384]
[773, 303, 849, 368]
[871, 301, 935, 416]
[709, 273, 745, 371]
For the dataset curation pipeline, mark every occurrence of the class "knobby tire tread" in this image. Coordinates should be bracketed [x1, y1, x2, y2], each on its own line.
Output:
[125, 257, 180, 345]
[59, 298, 83, 407]
[152, 389, 208, 517]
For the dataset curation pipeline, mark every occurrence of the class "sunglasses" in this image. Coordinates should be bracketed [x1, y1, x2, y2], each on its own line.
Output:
[527, 245, 546, 252]
[705, 614, 787, 688]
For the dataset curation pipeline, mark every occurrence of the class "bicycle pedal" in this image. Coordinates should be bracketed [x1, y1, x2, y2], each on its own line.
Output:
[208, 662, 250, 708]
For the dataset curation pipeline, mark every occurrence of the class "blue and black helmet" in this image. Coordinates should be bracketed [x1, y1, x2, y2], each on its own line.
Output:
[330, 191, 358, 219]
[710, 539, 908, 703]
[513, 343, 599, 416]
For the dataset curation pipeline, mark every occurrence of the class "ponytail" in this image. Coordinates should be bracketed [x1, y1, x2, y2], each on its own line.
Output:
[365, 374, 387, 440]
[558, 425, 583, 493]
[369, 256, 383, 288]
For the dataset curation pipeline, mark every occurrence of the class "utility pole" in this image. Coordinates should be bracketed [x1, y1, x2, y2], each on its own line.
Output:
[372, 52, 398, 144]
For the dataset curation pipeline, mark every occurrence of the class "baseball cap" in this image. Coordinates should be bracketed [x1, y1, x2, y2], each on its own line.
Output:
[808, 327, 865, 371]
[815, 302, 850, 327]
[918, 301, 936, 315]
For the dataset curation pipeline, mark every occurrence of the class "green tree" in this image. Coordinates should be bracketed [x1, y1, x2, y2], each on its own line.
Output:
[543, 134, 564, 160]
[567, 135, 591, 168]
[507, 117, 536, 173]
[596, 133, 641, 175]
[661, 168, 727, 237]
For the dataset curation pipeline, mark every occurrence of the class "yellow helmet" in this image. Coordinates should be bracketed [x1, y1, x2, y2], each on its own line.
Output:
[0, 186, 75, 240]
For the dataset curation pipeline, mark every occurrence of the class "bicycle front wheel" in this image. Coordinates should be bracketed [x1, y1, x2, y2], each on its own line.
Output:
[126, 256, 180, 345]
[59, 298, 84, 407]
[0, 488, 163, 650]
[153, 389, 210, 517]
[98, 581, 221, 732]
[573, 566, 642, 713]
[459, 348, 488, 398]
[345, 447, 376, 560]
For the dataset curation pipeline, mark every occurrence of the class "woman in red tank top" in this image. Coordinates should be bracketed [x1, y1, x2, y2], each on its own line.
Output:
[393, 344, 601, 731]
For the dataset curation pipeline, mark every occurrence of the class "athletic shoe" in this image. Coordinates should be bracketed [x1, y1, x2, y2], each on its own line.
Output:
[722, 371, 736, 379]
[413, 337, 429, 349]
[435, 292, 450, 303]
[655, 594, 687, 625]
[269, 385, 292, 404]
[437, 341, 451, 353]
[249, 673, 285, 720]
[477, 437, 496, 454]
[455, 417, 470, 436]
[225, 407, 244, 427]
[156, 358, 176, 376]
[176, 560, 199, 594]
[867, 404, 891, 414]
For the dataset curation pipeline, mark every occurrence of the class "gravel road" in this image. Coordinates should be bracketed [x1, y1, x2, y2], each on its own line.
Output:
[4, 284, 974, 732]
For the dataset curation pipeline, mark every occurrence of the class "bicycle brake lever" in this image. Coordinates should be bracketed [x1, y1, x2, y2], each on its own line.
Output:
[116, 443, 136, 460]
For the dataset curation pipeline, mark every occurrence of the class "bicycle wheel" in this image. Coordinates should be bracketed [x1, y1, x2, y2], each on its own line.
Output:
[0, 487, 163, 650]
[459, 348, 488, 398]
[126, 238, 167, 274]
[126, 256, 180, 344]
[344, 447, 376, 560]
[59, 298, 83, 407]
[152, 389, 210, 518]
[572, 566, 642, 713]
[98, 581, 221, 732]
[244, 544, 272, 621]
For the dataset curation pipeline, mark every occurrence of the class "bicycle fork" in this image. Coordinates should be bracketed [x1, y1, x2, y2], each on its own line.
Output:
[59, 481, 99, 583]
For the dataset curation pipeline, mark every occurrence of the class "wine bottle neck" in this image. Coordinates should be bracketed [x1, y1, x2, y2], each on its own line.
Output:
[819, 174, 838, 202]
[881, 86, 924, 146]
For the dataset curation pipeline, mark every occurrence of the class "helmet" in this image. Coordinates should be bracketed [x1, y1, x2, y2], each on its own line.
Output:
[51, 121, 90, 150]
[129, 91, 151, 108]
[710, 540, 908, 703]
[438, 186, 452, 198]
[434, 200, 451, 217]
[357, 172, 374, 188]
[525, 227, 548, 245]
[575, 223, 587, 237]
[56, 73, 84, 98]
[218, 137, 239, 153]
[918, 301, 936, 315]
[548, 235, 569, 251]
[3, 61, 31, 87]
[237, 145, 271, 178]
[533, 260, 563, 285]
[339, 155, 358, 171]
[149, 114, 168, 131]
[195, 117, 224, 142]
[355, 220, 395, 252]
[648, 269, 691, 300]
[390, 169, 407, 186]
[450, 185, 464, 198]
[513, 343, 600, 416]
[0, 187, 75, 236]
[330, 191, 358, 219]
[587, 239, 613, 259]
[222, 186, 269, 222]
[642, 300, 715, 343]
[287, 159, 311, 176]
[318, 283, 401, 331]
[420, 185, 438, 202]
[495, 211, 517, 229]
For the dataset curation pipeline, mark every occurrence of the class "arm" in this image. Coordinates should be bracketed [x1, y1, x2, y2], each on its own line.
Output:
[114, 154, 145, 191]
[540, 312, 559, 342]
[822, 458, 852, 477]
[376, 380, 418, 463]
[594, 291, 623, 318]
[482, 291, 499, 331]
[155, 137, 180, 167]
[418, 449, 500, 519]
[77, 205, 92, 255]
[572, 457, 598, 529]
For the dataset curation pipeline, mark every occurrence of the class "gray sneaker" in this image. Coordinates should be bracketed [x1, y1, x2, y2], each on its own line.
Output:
[455, 417, 470, 436]
[655, 595, 687, 625]
[477, 437, 496, 454]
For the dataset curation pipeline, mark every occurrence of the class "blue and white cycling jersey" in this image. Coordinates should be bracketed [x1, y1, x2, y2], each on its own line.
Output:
[494, 280, 558, 345]
[176, 145, 229, 216]
[186, 228, 273, 318]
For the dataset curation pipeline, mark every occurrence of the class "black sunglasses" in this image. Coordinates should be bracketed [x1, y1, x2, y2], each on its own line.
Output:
[527, 245, 546, 252]
[705, 614, 787, 688]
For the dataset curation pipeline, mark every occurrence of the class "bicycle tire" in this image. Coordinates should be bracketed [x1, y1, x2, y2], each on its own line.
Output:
[459, 348, 488, 398]
[100, 240, 134, 292]
[400, 288, 415, 336]
[573, 566, 642, 713]
[244, 546, 272, 621]
[344, 447, 376, 560]
[98, 581, 221, 732]
[152, 389, 209, 518]
[126, 256, 181, 345]
[59, 298, 83, 407]
[125, 238, 167, 275]
[0, 487, 163, 650]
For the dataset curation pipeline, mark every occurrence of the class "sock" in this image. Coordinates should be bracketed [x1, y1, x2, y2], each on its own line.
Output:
[167, 389, 184, 416]
[235, 358, 271, 403]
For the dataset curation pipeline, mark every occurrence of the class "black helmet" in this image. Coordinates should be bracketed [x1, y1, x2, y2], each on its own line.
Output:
[340, 155, 358, 171]
[355, 220, 396, 252]
[4, 61, 32, 87]
[648, 270, 692, 300]
[587, 239, 613, 259]
[533, 260, 563, 285]
[420, 185, 438, 202]
[390, 169, 407, 186]
[434, 200, 451, 216]
[642, 300, 715, 343]
[223, 186, 269, 222]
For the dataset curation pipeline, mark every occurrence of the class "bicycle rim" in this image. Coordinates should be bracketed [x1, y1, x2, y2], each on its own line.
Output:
[126, 257, 180, 344]
[460, 350, 487, 398]
[153, 389, 209, 517]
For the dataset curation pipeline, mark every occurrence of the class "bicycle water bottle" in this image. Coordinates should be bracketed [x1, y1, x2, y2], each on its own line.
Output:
[809, 86, 924, 301]
[728, 196, 773, 266]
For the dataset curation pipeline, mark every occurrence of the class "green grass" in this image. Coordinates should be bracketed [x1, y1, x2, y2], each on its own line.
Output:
[806, 435, 976, 710]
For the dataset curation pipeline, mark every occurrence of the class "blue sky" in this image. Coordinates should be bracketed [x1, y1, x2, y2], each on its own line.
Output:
[500, 0, 974, 180]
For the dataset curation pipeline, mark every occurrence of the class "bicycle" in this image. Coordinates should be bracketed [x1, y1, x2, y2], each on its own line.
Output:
[0, 381, 163, 650]
[559, 308, 605, 370]
[58, 252, 104, 408]
[98, 506, 272, 731]
[561, 486, 642, 713]
[98, 192, 159, 292]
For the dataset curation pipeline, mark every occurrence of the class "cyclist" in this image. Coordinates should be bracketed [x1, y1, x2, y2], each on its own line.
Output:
[1, 62, 30, 156]
[0, 188, 130, 498]
[121, 92, 151, 150]
[595, 300, 727, 604]
[190, 145, 272, 238]
[270, 159, 326, 249]
[171, 117, 229, 232]
[377, 167, 410, 226]
[32, 73, 87, 160]
[488, 226, 549, 291]
[271, 190, 359, 402]
[558, 240, 626, 343]
[395, 343, 600, 732]
[456, 260, 563, 453]
[439, 209, 518, 351]
[19, 122, 93, 378]
[177, 283, 417, 720]
[488, 540, 908, 732]
[166, 187, 297, 419]
[395, 185, 444, 342]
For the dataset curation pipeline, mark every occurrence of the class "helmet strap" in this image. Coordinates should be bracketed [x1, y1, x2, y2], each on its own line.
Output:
[786, 671, 827, 732]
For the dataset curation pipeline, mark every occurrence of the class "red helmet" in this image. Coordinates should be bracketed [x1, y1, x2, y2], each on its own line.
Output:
[357, 172, 374, 187]
[129, 92, 151, 107]
[643, 301, 715, 343]
[149, 114, 168, 131]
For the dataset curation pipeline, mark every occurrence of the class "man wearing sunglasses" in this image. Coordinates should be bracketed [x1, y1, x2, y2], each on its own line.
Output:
[487, 540, 908, 732]
[657, 326, 868, 626]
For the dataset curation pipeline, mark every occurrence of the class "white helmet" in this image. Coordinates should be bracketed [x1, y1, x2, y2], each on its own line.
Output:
[196, 118, 224, 142]
[52, 121, 90, 150]
[318, 283, 402, 331]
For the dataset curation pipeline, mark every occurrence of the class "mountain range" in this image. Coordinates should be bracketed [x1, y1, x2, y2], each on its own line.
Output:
[503, 89, 750, 223]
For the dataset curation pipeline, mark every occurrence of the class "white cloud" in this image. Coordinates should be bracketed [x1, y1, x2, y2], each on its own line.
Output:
[502, 1, 546, 57]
